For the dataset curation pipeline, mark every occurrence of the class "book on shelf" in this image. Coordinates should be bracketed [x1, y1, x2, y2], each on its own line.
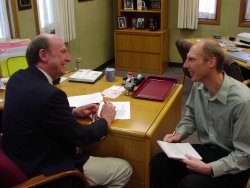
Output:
[69, 69, 103, 83]
[157, 141, 202, 160]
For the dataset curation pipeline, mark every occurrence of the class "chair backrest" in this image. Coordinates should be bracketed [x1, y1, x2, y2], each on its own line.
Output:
[0, 59, 9, 78]
[0, 134, 28, 187]
[222, 57, 244, 82]
[175, 39, 193, 78]
[6, 56, 28, 77]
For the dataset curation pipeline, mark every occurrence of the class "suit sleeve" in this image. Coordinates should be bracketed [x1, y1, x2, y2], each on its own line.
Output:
[41, 89, 108, 147]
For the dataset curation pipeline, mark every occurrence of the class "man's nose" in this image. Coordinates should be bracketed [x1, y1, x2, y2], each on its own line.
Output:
[183, 59, 188, 68]
[65, 53, 71, 62]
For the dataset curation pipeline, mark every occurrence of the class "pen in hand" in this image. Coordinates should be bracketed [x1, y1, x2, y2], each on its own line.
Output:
[172, 131, 176, 137]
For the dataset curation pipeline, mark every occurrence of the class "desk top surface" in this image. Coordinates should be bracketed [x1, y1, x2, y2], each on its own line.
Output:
[0, 74, 182, 139]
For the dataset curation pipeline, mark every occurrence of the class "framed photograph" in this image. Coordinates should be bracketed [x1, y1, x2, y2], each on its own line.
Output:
[117, 16, 127, 29]
[132, 18, 137, 29]
[136, 18, 145, 29]
[17, 0, 32, 10]
[124, 0, 133, 10]
[150, 0, 161, 10]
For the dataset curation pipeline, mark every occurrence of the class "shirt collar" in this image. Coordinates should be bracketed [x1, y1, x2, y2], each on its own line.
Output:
[37, 67, 53, 85]
[198, 73, 229, 105]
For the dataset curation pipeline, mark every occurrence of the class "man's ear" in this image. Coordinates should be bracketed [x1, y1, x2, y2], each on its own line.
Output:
[208, 57, 217, 69]
[39, 49, 48, 62]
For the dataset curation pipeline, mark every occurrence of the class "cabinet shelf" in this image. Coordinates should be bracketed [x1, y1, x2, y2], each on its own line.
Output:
[115, 0, 168, 75]
[115, 28, 166, 34]
[120, 9, 161, 13]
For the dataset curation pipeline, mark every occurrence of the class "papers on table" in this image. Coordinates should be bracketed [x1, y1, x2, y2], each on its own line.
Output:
[98, 102, 130, 120]
[101, 85, 125, 99]
[157, 141, 202, 160]
[59, 76, 67, 83]
[68, 92, 103, 107]
[67, 92, 131, 120]
[226, 51, 250, 63]
[0, 81, 5, 90]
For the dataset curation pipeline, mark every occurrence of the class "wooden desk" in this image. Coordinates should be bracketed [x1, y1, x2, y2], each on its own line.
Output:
[0, 76, 183, 188]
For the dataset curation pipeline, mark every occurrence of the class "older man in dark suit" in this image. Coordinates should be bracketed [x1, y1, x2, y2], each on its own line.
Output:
[2, 34, 132, 187]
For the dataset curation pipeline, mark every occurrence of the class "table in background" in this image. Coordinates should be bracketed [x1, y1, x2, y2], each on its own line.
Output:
[186, 38, 250, 83]
[186, 38, 250, 71]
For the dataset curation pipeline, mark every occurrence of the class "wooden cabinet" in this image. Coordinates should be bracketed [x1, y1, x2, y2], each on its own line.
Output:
[115, 0, 168, 74]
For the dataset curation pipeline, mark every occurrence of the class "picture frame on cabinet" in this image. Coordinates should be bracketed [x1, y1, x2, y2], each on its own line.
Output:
[132, 18, 137, 29]
[124, 0, 133, 10]
[18, 0, 32, 10]
[136, 18, 145, 29]
[150, 0, 161, 10]
[117, 16, 127, 29]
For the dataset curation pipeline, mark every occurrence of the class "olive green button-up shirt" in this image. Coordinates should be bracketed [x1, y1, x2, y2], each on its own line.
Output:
[176, 74, 250, 177]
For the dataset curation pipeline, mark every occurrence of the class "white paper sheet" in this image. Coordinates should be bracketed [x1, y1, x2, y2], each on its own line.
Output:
[98, 101, 130, 120]
[101, 85, 125, 99]
[67, 92, 103, 107]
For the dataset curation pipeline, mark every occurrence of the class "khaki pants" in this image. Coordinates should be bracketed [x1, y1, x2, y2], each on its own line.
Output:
[83, 156, 133, 188]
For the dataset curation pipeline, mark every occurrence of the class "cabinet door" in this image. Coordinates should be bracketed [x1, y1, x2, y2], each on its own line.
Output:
[116, 33, 161, 53]
[116, 51, 161, 72]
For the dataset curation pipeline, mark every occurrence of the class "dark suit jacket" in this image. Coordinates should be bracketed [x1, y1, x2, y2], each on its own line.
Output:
[2, 65, 108, 178]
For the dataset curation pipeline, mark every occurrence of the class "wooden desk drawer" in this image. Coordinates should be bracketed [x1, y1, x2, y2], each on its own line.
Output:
[116, 33, 161, 53]
[85, 135, 147, 186]
[116, 51, 160, 71]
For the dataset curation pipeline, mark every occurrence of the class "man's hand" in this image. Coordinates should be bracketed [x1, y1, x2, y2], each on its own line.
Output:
[100, 101, 116, 126]
[72, 103, 98, 118]
[163, 132, 182, 143]
[181, 155, 213, 175]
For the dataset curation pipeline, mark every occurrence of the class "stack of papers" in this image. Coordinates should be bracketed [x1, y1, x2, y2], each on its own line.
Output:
[69, 69, 103, 83]
[157, 141, 202, 160]
[67, 92, 131, 120]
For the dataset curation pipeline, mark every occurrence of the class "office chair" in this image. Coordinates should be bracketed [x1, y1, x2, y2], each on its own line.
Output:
[0, 59, 9, 78]
[0, 134, 90, 188]
[6, 56, 28, 77]
[175, 39, 192, 85]
[222, 57, 250, 87]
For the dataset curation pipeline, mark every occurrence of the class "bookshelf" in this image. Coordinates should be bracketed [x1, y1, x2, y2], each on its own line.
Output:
[114, 0, 168, 74]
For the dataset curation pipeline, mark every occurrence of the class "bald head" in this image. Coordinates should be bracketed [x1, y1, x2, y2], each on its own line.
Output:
[26, 34, 64, 66]
[192, 39, 225, 71]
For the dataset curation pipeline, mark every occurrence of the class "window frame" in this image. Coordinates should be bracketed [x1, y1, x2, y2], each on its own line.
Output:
[33, 0, 40, 35]
[239, 0, 250, 27]
[198, 0, 221, 25]
[5, 0, 20, 38]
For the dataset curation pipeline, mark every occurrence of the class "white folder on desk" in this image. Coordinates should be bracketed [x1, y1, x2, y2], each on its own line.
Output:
[226, 52, 250, 63]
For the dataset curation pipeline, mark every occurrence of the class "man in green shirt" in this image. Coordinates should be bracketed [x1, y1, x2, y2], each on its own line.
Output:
[150, 39, 250, 188]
